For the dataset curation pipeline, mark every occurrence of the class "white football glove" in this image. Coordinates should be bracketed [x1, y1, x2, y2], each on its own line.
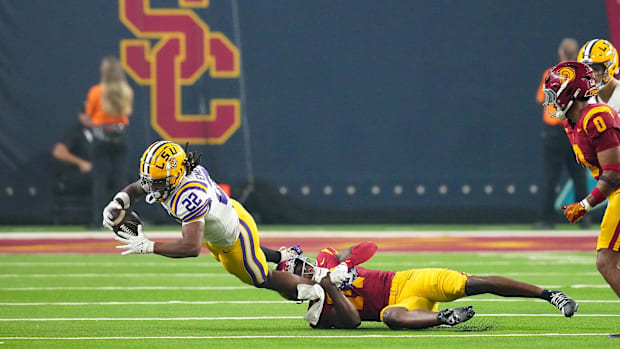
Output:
[114, 225, 154, 255]
[278, 245, 303, 263]
[328, 262, 349, 287]
[311, 262, 349, 287]
[102, 192, 131, 229]
[312, 267, 330, 283]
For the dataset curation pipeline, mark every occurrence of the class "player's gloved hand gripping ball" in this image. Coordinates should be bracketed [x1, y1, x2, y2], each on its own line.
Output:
[114, 223, 154, 255]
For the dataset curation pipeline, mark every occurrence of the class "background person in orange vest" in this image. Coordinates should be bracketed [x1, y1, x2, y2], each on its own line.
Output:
[535, 38, 590, 229]
[86, 56, 134, 228]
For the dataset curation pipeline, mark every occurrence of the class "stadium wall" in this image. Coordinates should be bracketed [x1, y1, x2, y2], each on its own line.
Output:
[0, 0, 613, 224]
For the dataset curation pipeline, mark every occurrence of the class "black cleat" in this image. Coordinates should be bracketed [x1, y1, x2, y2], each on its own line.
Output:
[437, 305, 475, 326]
[549, 291, 579, 317]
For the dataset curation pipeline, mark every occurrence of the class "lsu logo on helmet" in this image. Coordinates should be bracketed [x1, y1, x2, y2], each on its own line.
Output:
[139, 140, 188, 204]
[578, 39, 619, 89]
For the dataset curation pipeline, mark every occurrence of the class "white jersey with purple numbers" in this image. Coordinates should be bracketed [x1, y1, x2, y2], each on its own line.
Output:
[161, 165, 239, 247]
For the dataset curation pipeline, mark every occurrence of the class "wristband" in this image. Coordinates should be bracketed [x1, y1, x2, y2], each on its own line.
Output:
[602, 164, 620, 172]
[114, 192, 131, 209]
[589, 187, 607, 206]
[145, 240, 155, 254]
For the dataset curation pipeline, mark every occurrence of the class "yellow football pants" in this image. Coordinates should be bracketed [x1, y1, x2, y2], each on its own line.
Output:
[380, 268, 469, 322]
[204, 199, 270, 286]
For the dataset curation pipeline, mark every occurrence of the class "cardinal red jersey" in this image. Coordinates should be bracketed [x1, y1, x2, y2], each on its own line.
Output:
[564, 103, 620, 179]
[316, 266, 395, 322]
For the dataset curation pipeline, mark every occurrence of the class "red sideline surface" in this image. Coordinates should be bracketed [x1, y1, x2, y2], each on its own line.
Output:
[0, 235, 597, 254]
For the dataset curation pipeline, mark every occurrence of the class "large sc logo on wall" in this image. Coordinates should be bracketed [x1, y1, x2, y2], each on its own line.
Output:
[120, 0, 240, 144]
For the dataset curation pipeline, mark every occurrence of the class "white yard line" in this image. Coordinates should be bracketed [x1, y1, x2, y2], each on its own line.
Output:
[454, 298, 619, 303]
[0, 316, 301, 321]
[0, 299, 617, 306]
[0, 262, 219, 267]
[0, 300, 293, 306]
[0, 286, 253, 291]
[0, 333, 614, 340]
[0, 284, 608, 291]
[0, 333, 616, 340]
[0, 314, 618, 322]
[0, 260, 593, 267]
[0, 271, 602, 278]
[0, 273, 232, 278]
[0, 230, 600, 239]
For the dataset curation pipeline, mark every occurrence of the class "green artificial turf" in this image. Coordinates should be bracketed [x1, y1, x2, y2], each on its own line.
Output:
[0, 251, 618, 348]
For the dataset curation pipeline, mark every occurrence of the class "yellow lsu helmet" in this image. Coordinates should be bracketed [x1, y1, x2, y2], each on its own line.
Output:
[578, 39, 619, 89]
[139, 140, 188, 204]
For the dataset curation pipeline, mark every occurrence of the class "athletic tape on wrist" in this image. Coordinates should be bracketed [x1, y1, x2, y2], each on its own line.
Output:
[580, 199, 592, 212]
[114, 192, 131, 209]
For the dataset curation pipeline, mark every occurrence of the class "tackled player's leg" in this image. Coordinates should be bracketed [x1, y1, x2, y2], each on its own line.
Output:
[380, 268, 475, 329]
[205, 199, 315, 300]
[465, 275, 578, 317]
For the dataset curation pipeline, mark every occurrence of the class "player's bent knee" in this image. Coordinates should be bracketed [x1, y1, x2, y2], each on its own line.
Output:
[596, 249, 616, 274]
[382, 307, 406, 329]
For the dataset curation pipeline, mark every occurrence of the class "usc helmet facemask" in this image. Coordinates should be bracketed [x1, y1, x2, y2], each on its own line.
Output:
[277, 255, 318, 279]
[578, 39, 619, 89]
[542, 62, 597, 121]
[139, 141, 188, 204]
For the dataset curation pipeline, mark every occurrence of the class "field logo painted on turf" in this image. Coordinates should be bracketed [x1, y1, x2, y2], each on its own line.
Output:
[119, 0, 240, 144]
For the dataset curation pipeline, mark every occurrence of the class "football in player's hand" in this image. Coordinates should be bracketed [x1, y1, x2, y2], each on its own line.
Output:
[112, 210, 142, 237]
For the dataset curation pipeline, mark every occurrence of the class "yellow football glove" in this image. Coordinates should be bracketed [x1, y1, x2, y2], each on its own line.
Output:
[560, 201, 588, 224]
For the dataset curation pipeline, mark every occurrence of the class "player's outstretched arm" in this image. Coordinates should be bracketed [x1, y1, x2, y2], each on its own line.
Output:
[313, 274, 361, 329]
[103, 181, 145, 229]
[153, 220, 204, 258]
[115, 221, 203, 258]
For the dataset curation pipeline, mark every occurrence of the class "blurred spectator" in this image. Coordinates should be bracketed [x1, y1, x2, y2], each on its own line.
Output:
[85, 56, 133, 228]
[535, 38, 590, 229]
[51, 105, 94, 195]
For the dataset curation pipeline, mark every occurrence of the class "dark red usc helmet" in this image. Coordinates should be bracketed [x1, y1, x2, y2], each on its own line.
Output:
[543, 61, 598, 120]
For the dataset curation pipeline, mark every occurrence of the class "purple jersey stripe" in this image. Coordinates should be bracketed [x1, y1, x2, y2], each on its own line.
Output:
[238, 228, 259, 285]
[239, 219, 267, 282]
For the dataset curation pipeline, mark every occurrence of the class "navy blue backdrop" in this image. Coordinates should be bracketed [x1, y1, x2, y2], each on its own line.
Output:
[0, 0, 611, 224]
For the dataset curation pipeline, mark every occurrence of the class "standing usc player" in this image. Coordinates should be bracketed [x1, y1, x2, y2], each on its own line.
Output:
[543, 61, 620, 297]
[101, 140, 322, 301]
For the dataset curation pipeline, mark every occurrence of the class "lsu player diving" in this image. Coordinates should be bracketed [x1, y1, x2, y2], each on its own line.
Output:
[102, 140, 331, 300]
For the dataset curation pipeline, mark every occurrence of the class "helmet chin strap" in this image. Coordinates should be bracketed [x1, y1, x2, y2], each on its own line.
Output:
[555, 109, 567, 121]
[555, 99, 573, 121]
